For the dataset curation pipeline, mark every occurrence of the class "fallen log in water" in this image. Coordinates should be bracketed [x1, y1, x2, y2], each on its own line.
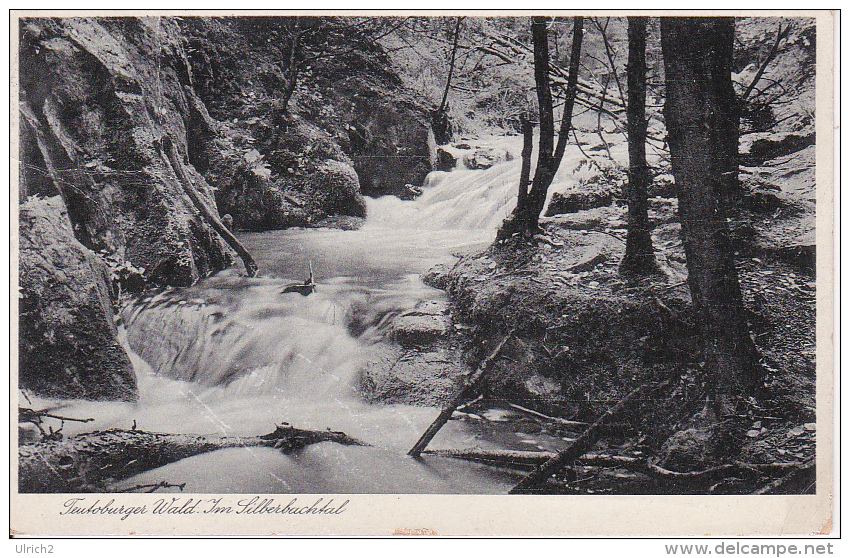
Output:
[408, 332, 514, 458]
[19, 424, 365, 493]
[510, 370, 680, 493]
[423, 448, 645, 472]
[424, 448, 554, 470]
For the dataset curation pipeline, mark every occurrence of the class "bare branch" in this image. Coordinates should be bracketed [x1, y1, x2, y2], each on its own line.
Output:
[741, 23, 791, 101]
[591, 16, 627, 109]
[117, 481, 187, 493]
[19, 408, 94, 425]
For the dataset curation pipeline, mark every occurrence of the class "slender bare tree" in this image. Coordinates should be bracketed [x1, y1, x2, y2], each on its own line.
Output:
[504, 16, 584, 237]
[621, 16, 657, 274]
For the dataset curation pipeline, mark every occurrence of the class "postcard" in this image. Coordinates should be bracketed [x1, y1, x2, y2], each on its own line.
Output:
[9, 9, 835, 536]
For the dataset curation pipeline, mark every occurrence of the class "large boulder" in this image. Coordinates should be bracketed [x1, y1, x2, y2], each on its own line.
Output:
[461, 146, 511, 170]
[435, 148, 457, 172]
[390, 300, 451, 348]
[360, 346, 463, 407]
[307, 160, 367, 220]
[544, 181, 616, 217]
[19, 196, 137, 401]
[343, 93, 434, 198]
[214, 150, 310, 231]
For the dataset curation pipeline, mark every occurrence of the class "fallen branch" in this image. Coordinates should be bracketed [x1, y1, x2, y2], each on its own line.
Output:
[117, 481, 187, 493]
[533, 234, 565, 248]
[19, 407, 95, 442]
[510, 372, 678, 493]
[456, 395, 484, 412]
[428, 445, 810, 494]
[751, 459, 815, 495]
[579, 452, 645, 469]
[283, 192, 304, 207]
[159, 136, 259, 277]
[424, 448, 554, 470]
[646, 460, 757, 483]
[19, 407, 94, 425]
[424, 448, 643, 473]
[741, 23, 791, 101]
[505, 402, 588, 428]
[408, 332, 514, 457]
[19, 424, 365, 493]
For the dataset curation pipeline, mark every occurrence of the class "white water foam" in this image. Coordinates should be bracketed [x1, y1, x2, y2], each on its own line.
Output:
[30, 132, 626, 493]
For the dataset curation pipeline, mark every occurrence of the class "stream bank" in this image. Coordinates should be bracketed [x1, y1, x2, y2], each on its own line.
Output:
[418, 130, 816, 491]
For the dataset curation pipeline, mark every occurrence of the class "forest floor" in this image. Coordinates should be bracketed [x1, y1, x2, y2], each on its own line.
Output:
[418, 133, 817, 495]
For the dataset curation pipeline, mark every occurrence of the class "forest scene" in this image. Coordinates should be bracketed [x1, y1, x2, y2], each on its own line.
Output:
[16, 14, 820, 497]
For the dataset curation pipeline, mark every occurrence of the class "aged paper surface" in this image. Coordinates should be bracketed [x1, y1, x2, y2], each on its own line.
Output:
[9, 9, 836, 537]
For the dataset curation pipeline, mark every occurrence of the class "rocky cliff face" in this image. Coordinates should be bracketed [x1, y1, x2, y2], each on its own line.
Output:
[19, 17, 234, 287]
[178, 17, 434, 214]
[19, 16, 436, 278]
[19, 196, 138, 401]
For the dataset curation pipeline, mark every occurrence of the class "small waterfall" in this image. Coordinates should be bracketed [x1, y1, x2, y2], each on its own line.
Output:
[365, 132, 614, 232]
[366, 163, 523, 231]
[43, 133, 619, 493]
[122, 281, 364, 400]
[121, 133, 613, 400]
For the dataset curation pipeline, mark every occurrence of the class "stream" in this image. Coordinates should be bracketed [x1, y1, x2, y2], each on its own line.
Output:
[34, 135, 613, 494]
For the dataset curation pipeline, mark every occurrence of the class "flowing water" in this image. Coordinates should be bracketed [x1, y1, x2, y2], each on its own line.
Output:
[31, 134, 621, 494]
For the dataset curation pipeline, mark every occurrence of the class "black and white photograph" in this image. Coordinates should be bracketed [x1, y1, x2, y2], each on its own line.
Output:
[11, 10, 835, 536]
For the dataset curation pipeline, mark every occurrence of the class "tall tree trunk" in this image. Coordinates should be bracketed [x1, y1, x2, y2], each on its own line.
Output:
[432, 17, 463, 145]
[552, 16, 584, 166]
[281, 17, 303, 114]
[517, 112, 534, 210]
[518, 16, 584, 235]
[439, 16, 463, 113]
[661, 17, 760, 410]
[497, 112, 534, 241]
[621, 16, 657, 274]
[503, 16, 583, 238]
[714, 19, 741, 201]
[521, 15, 555, 233]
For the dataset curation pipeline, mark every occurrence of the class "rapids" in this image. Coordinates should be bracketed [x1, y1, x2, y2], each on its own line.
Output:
[27, 133, 625, 494]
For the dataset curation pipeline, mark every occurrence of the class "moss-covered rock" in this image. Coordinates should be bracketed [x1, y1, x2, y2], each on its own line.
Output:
[308, 160, 367, 219]
[19, 196, 137, 401]
[179, 16, 435, 211]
